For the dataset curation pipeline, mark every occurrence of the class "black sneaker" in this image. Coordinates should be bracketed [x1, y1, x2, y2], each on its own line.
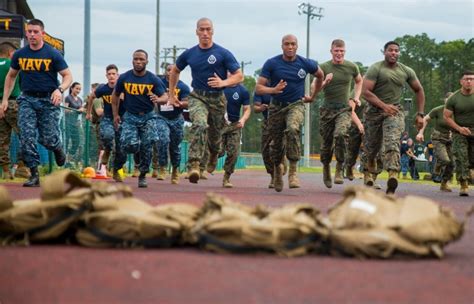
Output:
[53, 148, 66, 166]
[138, 177, 147, 188]
[23, 174, 40, 187]
[386, 177, 398, 195]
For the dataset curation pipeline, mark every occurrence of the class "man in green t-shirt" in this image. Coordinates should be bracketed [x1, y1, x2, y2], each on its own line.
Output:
[444, 70, 474, 196]
[318, 39, 363, 188]
[416, 92, 454, 192]
[0, 41, 27, 180]
[362, 41, 425, 194]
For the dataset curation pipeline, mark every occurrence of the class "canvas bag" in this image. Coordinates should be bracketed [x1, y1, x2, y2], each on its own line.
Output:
[192, 193, 327, 257]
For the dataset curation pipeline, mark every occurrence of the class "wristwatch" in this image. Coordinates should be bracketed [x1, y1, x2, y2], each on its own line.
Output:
[58, 87, 64, 94]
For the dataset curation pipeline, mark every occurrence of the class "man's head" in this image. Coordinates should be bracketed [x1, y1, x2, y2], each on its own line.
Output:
[0, 41, 17, 58]
[105, 64, 119, 85]
[132, 50, 148, 73]
[330, 39, 346, 64]
[196, 18, 214, 48]
[91, 82, 99, 93]
[281, 34, 298, 60]
[26, 19, 45, 48]
[460, 70, 474, 92]
[383, 41, 400, 64]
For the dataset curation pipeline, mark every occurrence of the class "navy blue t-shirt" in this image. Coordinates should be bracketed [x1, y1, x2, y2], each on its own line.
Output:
[158, 77, 191, 119]
[115, 70, 166, 114]
[11, 44, 68, 93]
[260, 54, 318, 103]
[253, 92, 272, 120]
[176, 43, 240, 91]
[224, 84, 250, 123]
[95, 83, 126, 118]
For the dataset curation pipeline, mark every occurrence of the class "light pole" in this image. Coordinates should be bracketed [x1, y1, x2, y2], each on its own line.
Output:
[240, 60, 252, 75]
[298, 2, 323, 167]
[155, 0, 160, 74]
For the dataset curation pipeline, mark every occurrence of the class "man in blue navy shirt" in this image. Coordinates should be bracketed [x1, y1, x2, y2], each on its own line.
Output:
[169, 17, 243, 184]
[112, 49, 167, 188]
[1, 19, 73, 187]
[256, 34, 324, 192]
[87, 64, 127, 182]
[221, 82, 251, 188]
[155, 64, 190, 184]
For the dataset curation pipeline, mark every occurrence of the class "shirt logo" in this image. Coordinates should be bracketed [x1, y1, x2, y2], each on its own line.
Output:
[123, 83, 154, 95]
[208, 55, 217, 64]
[232, 92, 239, 100]
[18, 58, 52, 71]
[297, 68, 306, 79]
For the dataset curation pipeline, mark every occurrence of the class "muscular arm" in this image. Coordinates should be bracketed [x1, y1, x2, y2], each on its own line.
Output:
[409, 79, 425, 130]
[169, 66, 181, 105]
[362, 78, 385, 109]
[86, 92, 96, 120]
[256, 76, 286, 95]
[111, 90, 121, 124]
[444, 108, 471, 136]
[238, 105, 251, 128]
[1, 68, 19, 112]
[352, 73, 363, 104]
[349, 99, 364, 134]
[416, 115, 431, 142]
[307, 67, 324, 101]
[253, 102, 268, 113]
[50, 68, 73, 106]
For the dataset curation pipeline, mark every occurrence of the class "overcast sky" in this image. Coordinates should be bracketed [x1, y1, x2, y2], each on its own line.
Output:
[27, 0, 473, 94]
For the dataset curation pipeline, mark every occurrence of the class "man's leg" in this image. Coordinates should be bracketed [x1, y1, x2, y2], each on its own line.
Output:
[187, 94, 210, 183]
[333, 109, 352, 184]
[363, 108, 384, 186]
[268, 104, 287, 192]
[452, 133, 471, 196]
[156, 116, 170, 180]
[168, 116, 184, 184]
[206, 94, 226, 174]
[319, 107, 336, 188]
[222, 125, 241, 188]
[261, 119, 274, 188]
[285, 103, 305, 189]
[382, 110, 405, 194]
[345, 124, 362, 181]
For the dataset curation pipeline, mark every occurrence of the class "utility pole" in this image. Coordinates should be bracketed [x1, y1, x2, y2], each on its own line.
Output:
[160, 45, 186, 73]
[298, 2, 324, 167]
[83, 0, 91, 166]
[155, 0, 160, 74]
[240, 60, 252, 75]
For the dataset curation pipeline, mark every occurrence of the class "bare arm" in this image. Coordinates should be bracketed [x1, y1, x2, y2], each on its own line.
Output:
[352, 73, 363, 105]
[111, 90, 121, 128]
[444, 108, 471, 136]
[208, 69, 244, 89]
[237, 105, 251, 129]
[0, 68, 19, 118]
[256, 76, 286, 95]
[362, 78, 399, 116]
[86, 93, 96, 120]
[253, 102, 268, 113]
[169, 65, 181, 106]
[409, 79, 425, 130]
[304, 67, 324, 103]
[416, 115, 431, 142]
[51, 68, 73, 106]
[349, 99, 364, 134]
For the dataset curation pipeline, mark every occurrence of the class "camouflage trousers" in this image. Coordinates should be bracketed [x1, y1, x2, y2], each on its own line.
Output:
[17, 94, 62, 168]
[452, 130, 474, 182]
[261, 119, 273, 175]
[155, 114, 184, 168]
[363, 104, 404, 173]
[93, 122, 104, 151]
[268, 101, 305, 165]
[345, 122, 362, 170]
[100, 117, 127, 170]
[187, 91, 226, 165]
[220, 122, 242, 175]
[120, 111, 159, 174]
[0, 100, 19, 166]
[431, 130, 454, 182]
[319, 106, 351, 165]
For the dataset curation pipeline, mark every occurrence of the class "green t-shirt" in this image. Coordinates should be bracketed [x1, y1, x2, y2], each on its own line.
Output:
[428, 105, 450, 133]
[365, 61, 418, 105]
[0, 57, 21, 98]
[320, 60, 359, 107]
[445, 90, 474, 128]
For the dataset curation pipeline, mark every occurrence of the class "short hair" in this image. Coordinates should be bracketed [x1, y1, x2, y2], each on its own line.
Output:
[69, 82, 81, 94]
[462, 70, 474, 77]
[0, 41, 17, 55]
[133, 49, 148, 59]
[384, 41, 399, 51]
[106, 64, 118, 72]
[27, 19, 45, 30]
[91, 83, 99, 89]
[331, 39, 345, 48]
[196, 17, 213, 28]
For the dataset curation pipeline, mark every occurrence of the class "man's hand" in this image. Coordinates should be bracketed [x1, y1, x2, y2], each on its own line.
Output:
[85, 112, 92, 121]
[169, 94, 180, 107]
[302, 95, 313, 103]
[416, 133, 424, 142]
[381, 103, 399, 116]
[357, 122, 365, 135]
[208, 73, 225, 88]
[458, 127, 472, 136]
[273, 79, 287, 94]
[148, 93, 160, 104]
[51, 89, 62, 106]
[0, 101, 8, 119]
[351, 98, 361, 107]
[414, 115, 424, 131]
[322, 73, 333, 88]
[236, 119, 246, 129]
[113, 115, 121, 130]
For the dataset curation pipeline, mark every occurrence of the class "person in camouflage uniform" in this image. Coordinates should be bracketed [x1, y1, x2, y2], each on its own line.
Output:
[253, 91, 274, 187]
[154, 64, 191, 184]
[443, 70, 474, 196]
[220, 82, 251, 188]
[1, 19, 72, 187]
[416, 92, 455, 192]
[0, 42, 24, 180]
[168, 18, 243, 184]
[318, 39, 363, 188]
[112, 50, 167, 188]
[256, 34, 324, 192]
[362, 41, 425, 194]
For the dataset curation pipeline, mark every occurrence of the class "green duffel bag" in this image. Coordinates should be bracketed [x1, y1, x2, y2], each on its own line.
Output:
[326, 186, 471, 258]
[77, 198, 199, 248]
[192, 193, 327, 257]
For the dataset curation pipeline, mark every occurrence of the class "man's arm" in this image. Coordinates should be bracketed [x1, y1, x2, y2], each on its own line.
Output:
[349, 99, 364, 134]
[303, 67, 324, 103]
[362, 78, 399, 116]
[351, 73, 363, 105]
[169, 65, 181, 106]
[86, 92, 96, 120]
[256, 76, 286, 95]
[51, 68, 73, 106]
[237, 105, 251, 129]
[111, 90, 121, 128]
[0, 68, 19, 118]
[416, 115, 431, 142]
[253, 102, 268, 113]
[408, 79, 425, 130]
[208, 69, 244, 89]
[444, 108, 471, 136]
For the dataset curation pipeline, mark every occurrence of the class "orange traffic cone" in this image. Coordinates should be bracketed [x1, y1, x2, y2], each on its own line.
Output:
[93, 164, 109, 180]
